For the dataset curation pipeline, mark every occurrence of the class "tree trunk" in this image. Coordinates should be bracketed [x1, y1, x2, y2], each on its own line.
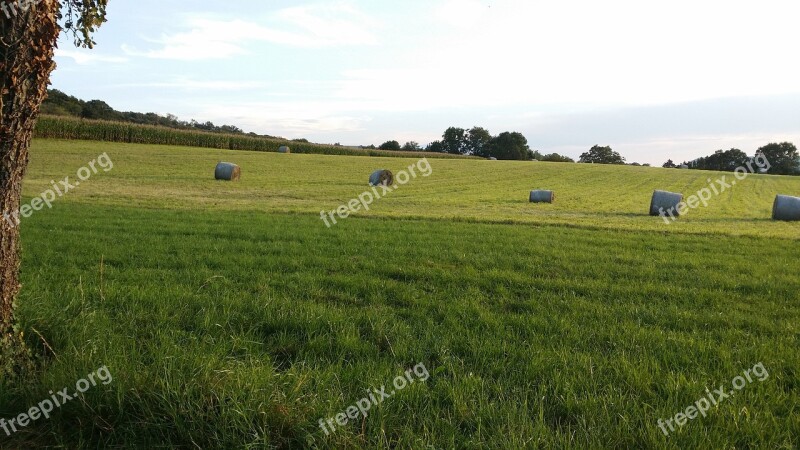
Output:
[1, 0, 60, 374]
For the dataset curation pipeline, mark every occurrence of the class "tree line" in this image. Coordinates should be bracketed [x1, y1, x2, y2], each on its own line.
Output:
[662, 142, 799, 175]
[370, 126, 574, 161]
[41, 89, 281, 138]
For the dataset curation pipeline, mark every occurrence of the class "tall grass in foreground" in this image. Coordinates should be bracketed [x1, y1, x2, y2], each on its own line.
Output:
[0, 206, 797, 448]
[34, 115, 473, 159]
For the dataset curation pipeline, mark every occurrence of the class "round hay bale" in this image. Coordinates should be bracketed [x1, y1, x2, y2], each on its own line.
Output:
[649, 190, 683, 216]
[772, 195, 800, 221]
[489, 157, 498, 161]
[215, 162, 241, 181]
[369, 169, 394, 187]
[529, 190, 555, 203]
[278, 146, 291, 154]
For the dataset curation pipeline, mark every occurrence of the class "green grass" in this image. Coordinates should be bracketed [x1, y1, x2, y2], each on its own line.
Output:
[0, 139, 798, 449]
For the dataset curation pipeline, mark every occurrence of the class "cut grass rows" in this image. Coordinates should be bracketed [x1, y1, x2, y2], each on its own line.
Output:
[23, 139, 800, 239]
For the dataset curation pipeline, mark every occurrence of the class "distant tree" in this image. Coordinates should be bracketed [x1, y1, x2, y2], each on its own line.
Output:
[662, 159, 677, 168]
[630, 162, 641, 166]
[643, 163, 651, 167]
[426, 140, 446, 153]
[540, 153, 575, 163]
[80, 100, 118, 120]
[690, 149, 749, 172]
[486, 132, 530, 160]
[580, 145, 626, 164]
[292, 138, 309, 143]
[442, 127, 467, 155]
[402, 141, 421, 151]
[756, 142, 799, 175]
[219, 125, 243, 134]
[466, 127, 492, 157]
[378, 140, 401, 151]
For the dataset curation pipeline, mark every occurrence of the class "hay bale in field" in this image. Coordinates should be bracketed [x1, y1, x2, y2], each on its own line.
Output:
[278, 146, 291, 154]
[215, 162, 241, 181]
[489, 157, 498, 161]
[529, 190, 555, 203]
[772, 195, 800, 221]
[649, 190, 683, 216]
[369, 169, 394, 187]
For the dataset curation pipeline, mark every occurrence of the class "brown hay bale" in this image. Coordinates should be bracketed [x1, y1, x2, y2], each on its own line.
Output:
[650, 190, 683, 216]
[278, 146, 291, 154]
[369, 169, 394, 187]
[772, 195, 800, 221]
[215, 162, 241, 181]
[529, 190, 555, 203]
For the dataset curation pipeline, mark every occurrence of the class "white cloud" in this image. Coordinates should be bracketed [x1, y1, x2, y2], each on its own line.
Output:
[123, 3, 378, 61]
[115, 78, 270, 91]
[55, 49, 128, 65]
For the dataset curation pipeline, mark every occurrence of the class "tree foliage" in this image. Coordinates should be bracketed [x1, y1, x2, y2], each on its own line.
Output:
[378, 140, 401, 151]
[539, 153, 575, 163]
[687, 149, 749, 172]
[487, 132, 530, 161]
[402, 141, 420, 151]
[579, 145, 626, 164]
[755, 142, 799, 175]
[42, 89, 269, 136]
[426, 126, 532, 160]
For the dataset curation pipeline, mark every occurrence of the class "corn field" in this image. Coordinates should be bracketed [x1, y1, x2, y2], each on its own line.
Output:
[34, 115, 474, 159]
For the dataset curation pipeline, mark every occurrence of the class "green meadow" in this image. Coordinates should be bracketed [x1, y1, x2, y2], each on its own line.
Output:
[1, 139, 798, 448]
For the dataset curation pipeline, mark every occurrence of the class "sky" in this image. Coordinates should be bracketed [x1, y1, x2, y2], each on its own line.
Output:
[52, 0, 800, 165]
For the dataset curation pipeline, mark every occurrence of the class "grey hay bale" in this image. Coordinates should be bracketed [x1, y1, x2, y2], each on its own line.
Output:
[649, 190, 683, 216]
[278, 146, 291, 154]
[772, 195, 800, 221]
[488, 157, 498, 161]
[369, 169, 394, 187]
[215, 162, 241, 181]
[529, 190, 555, 203]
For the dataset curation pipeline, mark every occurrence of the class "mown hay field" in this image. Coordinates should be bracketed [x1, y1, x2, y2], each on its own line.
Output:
[1, 139, 798, 449]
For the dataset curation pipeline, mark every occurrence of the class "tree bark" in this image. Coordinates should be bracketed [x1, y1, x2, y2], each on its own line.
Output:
[1, 0, 60, 373]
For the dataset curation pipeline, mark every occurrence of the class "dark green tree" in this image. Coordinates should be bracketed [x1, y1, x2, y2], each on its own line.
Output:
[402, 141, 421, 151]
[378, 140, 401, 151]
[487, 132, 530, 160]
[425, 141, 445, 153]
[541, 153, 575, 163]
[442, 127, 467, 155]
[466, 127, 492, 157]
[579, 145, 626, 164]
[756, 142, 799, 175]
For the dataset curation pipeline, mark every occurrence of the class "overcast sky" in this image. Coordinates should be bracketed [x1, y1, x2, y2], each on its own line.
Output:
[52, 0, 800, 164]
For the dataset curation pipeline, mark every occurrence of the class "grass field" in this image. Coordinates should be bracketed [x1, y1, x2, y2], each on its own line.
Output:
[1, 139, 798, 448]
